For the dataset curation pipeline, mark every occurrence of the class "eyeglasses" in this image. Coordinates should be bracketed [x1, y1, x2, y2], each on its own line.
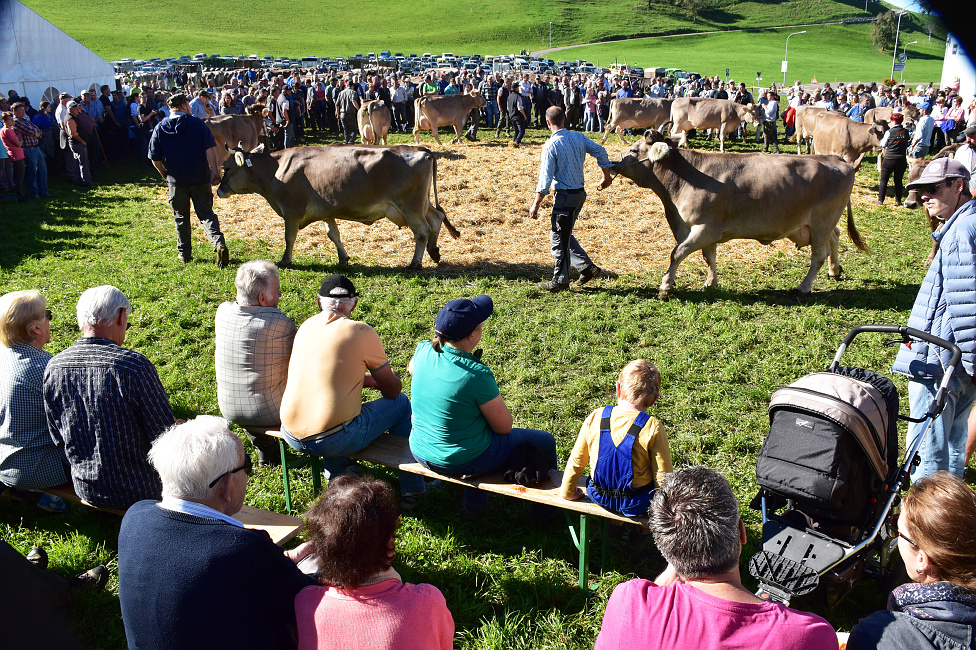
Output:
[208, 455, 253, 488]
[917, 179, 956, 196]
[44, 308, 53, 321]
[886, 513, 919, 548]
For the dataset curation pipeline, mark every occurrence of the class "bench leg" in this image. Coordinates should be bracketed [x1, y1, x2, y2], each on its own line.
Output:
[279, 439, 292, 514]
[565, 512, 593, 596]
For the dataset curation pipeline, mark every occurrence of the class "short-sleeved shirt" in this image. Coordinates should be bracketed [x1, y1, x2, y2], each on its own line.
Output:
[408, 340, 500, 465]
[279, 311, 388, 437]
[215, 303, 297, 429]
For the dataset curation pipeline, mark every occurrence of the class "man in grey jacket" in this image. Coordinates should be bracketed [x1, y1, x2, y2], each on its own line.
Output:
[892, 158, 976, 480]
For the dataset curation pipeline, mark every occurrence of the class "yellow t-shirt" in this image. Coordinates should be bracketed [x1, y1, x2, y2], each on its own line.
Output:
[279, 311, 388, 437]
[559, 406, 673, 499]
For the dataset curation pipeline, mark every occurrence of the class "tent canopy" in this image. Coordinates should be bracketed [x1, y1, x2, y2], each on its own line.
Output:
[0, 0, 114, 105]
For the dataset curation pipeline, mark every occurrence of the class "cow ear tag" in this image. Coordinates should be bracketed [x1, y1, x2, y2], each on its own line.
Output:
[245, 158, 253, 168]
[235, 151, 245, 167]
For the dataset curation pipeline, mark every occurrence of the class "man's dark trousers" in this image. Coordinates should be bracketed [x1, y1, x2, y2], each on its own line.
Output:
[168, 182, 225, 261]
[550, 189, 594, 284]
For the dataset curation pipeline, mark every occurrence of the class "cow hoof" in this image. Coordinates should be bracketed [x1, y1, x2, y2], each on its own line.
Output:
[657, 289, 672, 301]
[337, 258, 349, 266]
[406, 263, 422, 271]
[428, 248, 441, 264]
[829, 267, 843, 281]
[788, 288, 812, 299]
[277, 259, 291, 269]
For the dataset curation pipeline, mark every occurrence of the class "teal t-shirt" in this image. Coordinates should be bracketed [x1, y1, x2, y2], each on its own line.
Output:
[409, 340, 501, 466]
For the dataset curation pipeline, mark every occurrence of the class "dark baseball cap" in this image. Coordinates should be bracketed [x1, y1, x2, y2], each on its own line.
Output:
[435, 295, 493, 341]
[318, 274, 358, 299]
[906, 158, 971, 189]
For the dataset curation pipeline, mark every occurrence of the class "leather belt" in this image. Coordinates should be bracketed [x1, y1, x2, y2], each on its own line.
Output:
[556, 187, 585, 194]
[295, 419, 352, 443]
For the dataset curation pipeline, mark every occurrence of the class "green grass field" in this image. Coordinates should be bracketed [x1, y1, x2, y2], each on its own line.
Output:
[2, 121, 969, 648]
[21, 0, 939, 81]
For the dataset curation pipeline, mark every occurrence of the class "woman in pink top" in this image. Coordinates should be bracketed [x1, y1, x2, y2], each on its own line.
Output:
[0, 111, 26, 202]
[295, 475, 454, 650]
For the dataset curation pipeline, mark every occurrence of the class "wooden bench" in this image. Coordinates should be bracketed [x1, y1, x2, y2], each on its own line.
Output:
[44, 483, 303, 546]
[267, 431, 645, 593]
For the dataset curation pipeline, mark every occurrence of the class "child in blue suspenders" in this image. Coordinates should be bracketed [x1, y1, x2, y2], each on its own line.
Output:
[559, 360, 673, 518]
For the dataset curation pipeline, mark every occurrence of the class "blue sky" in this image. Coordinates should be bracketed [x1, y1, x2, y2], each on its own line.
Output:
[883, 0, 925, 12]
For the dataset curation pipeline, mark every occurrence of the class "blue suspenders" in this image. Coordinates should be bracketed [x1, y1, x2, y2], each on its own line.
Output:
[586, 405, 654, 518]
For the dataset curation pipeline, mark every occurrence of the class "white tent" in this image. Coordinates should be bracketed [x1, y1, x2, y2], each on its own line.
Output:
[0, 0, 114, 105]
[941, 34, 975, 102]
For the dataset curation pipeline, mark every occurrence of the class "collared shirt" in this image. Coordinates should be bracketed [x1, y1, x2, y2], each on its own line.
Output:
[189, 97, 210, 120]
[12, 115, 41, 148]
[0, 343, 67, 491]
[535, 128, 612, 195]
[83, 99, 103, 121]
[913, 115, 935, 146]
[159, 497, 244, 528]
[43, 336, 175, 509]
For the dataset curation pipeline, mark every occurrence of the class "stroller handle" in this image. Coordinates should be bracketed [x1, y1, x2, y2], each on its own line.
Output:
[830, 324, 962, 420]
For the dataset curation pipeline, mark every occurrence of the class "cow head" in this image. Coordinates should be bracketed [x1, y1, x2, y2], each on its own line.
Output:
[216, 142, 266, 198]
[739, 102, 762, 125]
[609, 130, 675, 180]
[469, 90, 487, 108]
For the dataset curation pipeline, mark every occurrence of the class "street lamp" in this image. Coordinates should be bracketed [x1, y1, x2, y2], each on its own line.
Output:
[900, 40, 918, 82]
[890, 10, 909, 81]
[549, 22, 552, 50]
[783, 31, 806, 87]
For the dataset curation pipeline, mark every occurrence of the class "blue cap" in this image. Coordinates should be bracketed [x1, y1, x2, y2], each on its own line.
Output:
[434, 295, 493, 341]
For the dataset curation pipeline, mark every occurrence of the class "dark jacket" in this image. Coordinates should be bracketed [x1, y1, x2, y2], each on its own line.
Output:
[147, 111, 216, 186]
[848, 582, 976, 650]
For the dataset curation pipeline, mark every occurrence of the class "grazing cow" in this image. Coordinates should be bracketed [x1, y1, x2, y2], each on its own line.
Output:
[609, 131, 865, 297]
[358, 100, 392, 145]
[413, 92, 487, 145]
[205, 107, 268, 165]
[794, 105, 837, 154]
[664, 98, 761, 153]
[216, 144, 460, 269]
[812, 113, 886, 170]
[601, 97, 673, 145]
[905, 144, 963, 264]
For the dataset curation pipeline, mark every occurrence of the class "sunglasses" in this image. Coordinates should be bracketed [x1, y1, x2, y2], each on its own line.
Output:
[917, 179, 956, 196]
[208, 454, 253, 488]
[45, 308, 53, 321]
[885, 513, 918, 548]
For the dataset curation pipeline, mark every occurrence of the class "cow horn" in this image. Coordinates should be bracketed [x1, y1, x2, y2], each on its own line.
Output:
[648, 142, 670, 163]
[237, 141, 244, 150]
[224, 143, 232, 152]
[643, 130, 654, 143]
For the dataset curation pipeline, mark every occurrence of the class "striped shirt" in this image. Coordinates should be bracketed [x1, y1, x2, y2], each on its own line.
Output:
[43, 337, 175, 509]
[0, 343, 68, 490]
[12, 115, 41, 148]
[536, 128, 612, 195]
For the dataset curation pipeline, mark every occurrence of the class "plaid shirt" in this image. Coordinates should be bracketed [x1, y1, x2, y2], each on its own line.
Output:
[13, 115, 41, 148]
[0, 343, 69, 490]
[43, 337, 175, 509]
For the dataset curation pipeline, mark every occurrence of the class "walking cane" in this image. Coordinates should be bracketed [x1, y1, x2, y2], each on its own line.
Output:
[93, 127, 109, 167]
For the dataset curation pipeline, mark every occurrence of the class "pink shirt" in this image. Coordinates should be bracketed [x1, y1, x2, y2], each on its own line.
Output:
[295, 579, 454, 650]
[0, 127, 24, 161]
[595, 580, 838, 650]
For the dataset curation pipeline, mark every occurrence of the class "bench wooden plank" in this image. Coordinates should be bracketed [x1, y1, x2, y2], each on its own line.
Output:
[45, 483, 302, 546]
[348, 435, 645, 527]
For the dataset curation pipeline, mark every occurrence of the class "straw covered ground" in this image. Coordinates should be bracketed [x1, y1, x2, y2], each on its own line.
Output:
[211, 140, 778, 275]
[206, 137, 879, 280]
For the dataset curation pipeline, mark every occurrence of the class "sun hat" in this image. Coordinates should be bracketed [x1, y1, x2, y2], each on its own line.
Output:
[434, 295, 493, 341]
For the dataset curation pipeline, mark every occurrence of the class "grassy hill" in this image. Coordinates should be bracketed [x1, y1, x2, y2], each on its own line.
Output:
[21, 0, 941, 72]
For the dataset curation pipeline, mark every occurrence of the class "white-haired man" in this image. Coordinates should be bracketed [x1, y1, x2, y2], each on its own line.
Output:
[279, 274, 433, 509]
[596, 467, 836, 649]
[43, 285, 175, 509]
[118, 416, 312, 649]
[215, 261, 297, 464]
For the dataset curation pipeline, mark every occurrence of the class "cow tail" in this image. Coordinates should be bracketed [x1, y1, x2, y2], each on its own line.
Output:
[430, 155, 460, 239]
[847, 201, 868, 252]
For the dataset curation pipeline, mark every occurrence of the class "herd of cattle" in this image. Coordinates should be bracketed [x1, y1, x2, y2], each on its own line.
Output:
[203, 93, 934, 295]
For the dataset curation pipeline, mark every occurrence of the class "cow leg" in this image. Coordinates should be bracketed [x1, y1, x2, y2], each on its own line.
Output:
[429, 120, 443, 146]
[322, 218, 350, 266]
[826, 226, 843, 280]
[424, 205, 447, 264]
[701, 244, 718, 288]
[451, 124, 463, 144]
[795, 231, 833, 294]
[279, 218, 300, 268]
[408, 222, 431, 270]
[718, 124, 726, 153]
[413, 125, 422, 145]
[616, 126, 630, 145]
[660, 224, 714, 299]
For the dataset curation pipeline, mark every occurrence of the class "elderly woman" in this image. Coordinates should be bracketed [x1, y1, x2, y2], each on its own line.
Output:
[407, 295, 557, 519]
[0, 291, 68, 511]
[295, 475, 454, 650]
[848, 472, 976, 649]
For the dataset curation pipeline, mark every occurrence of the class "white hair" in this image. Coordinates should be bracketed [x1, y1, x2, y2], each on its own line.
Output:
[319, 296, 356, 313]
[148, 415, 242, 501]
[235, 260, 278, 305]
[76, 285, 131, 330]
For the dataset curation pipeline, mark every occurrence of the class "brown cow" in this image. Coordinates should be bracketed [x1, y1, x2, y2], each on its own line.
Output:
[358, 100, 392, 145]
[812, 113, 886, 170]
[413, 92, 487, 145]
[905, 144, 963, 264]
[600, 97, 673, 145]
[665, 98, 761, 153]
[794, 105, 838, 154]
[865, 104, 919, 126]
[216, 144, 460, 269]
[205, 107, 268, 165]
[609, 131, 865, 297]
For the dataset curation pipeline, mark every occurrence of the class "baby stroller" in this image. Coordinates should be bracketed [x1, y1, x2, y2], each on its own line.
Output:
[748, 324, 960, 606]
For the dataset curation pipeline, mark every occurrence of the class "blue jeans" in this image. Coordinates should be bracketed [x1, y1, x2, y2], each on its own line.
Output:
[412, 427, 557, 511]
[22, 146, 48, 197]
[907, 377, 976, 480]
[485, 101, 499, 128]
[282, 394, 425, 494]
